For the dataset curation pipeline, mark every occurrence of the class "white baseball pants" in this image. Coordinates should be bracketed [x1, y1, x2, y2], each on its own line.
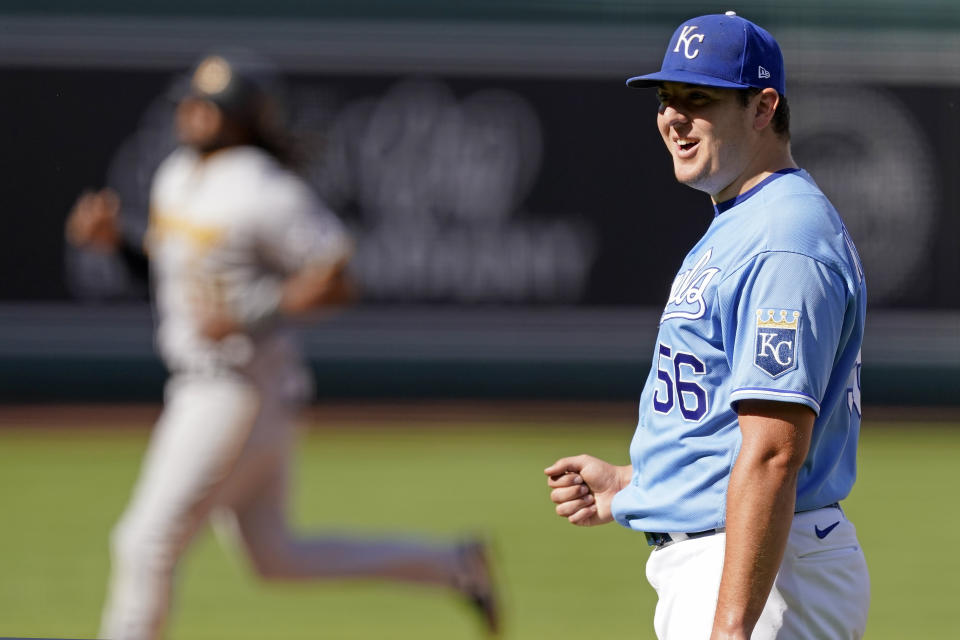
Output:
[645, 506, 870, 639]
[99, 373, 460, 640]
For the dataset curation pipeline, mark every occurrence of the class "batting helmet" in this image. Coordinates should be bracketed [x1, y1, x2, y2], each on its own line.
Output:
[172, 50, 284, 124]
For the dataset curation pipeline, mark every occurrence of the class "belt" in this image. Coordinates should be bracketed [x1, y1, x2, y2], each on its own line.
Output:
[644, 528, 724, 548]
[644, 503, 842, 549]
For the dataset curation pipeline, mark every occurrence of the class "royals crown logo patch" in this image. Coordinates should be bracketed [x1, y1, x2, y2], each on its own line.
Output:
[754, 309, 800, 378]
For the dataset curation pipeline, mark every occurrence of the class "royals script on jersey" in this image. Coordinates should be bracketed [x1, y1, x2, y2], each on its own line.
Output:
[148, 146, 352, 376]
[611, 169, 866, 533]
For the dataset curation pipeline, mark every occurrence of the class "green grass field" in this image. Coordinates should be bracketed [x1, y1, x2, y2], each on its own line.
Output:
[0, 407, 957, 639]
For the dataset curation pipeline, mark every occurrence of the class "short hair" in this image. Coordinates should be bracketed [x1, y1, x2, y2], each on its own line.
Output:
[739, 88, 790, 139]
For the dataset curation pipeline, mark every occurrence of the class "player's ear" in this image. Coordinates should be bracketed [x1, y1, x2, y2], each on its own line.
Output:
[753, 88, 779, 132]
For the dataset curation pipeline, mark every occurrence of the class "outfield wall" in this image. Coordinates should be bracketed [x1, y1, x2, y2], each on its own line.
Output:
[0, 304, 956, 404]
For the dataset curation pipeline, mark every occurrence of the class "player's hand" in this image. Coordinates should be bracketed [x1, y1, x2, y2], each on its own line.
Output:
[196, 309, 243, 341]
[544, 455, 630, 527]
[188, 275, 245, 341]
[65, 188, 122, 251]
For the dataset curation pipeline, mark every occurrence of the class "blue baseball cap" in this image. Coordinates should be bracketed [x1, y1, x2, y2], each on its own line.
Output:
[627, 11, 785, 95]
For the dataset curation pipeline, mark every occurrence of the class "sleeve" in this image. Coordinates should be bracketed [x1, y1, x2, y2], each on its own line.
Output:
[255, 175, 353, 276]
[720, 251, 850, 416]
[117, 235, 150, 284]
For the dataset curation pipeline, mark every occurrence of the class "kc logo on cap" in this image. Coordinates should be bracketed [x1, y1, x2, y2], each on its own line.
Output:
[674, 25, 705, 59]
[626, 12, 786, 96]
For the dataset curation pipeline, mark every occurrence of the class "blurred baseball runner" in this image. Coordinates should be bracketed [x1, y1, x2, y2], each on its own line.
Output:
[67, 51, 498, 639]
[546, 12, 869, 639]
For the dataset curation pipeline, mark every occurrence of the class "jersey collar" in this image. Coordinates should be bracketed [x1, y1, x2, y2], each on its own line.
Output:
[713, 168, 801, 216]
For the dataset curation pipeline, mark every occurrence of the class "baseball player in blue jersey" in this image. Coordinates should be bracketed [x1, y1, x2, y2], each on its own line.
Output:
[546, 12, 869, 639]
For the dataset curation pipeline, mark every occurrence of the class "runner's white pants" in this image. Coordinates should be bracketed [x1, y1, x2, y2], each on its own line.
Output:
[98, 373, 301, 640]
[645, 506, 870, 639]
[99, 370, 465, 640]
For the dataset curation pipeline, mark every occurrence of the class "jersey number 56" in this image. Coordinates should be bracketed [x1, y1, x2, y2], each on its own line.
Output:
[652, 343, 709, 422]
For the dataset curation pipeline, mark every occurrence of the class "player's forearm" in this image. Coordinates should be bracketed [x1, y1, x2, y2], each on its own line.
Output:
[210, 261, 351, 339]
[710, 451, 799, 639]
[278, 260, 353, 316]
[712, 402, 813, 639]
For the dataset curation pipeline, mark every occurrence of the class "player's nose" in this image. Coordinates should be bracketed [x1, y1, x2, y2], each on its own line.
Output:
[658, 103, 689, 129]
[657, 103, 689, 129]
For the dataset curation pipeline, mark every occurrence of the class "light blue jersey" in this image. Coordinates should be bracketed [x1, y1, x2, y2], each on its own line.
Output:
[611, 169, 866, 533]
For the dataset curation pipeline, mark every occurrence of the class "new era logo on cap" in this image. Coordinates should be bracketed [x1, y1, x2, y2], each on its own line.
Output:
[626, 12, 786, 96]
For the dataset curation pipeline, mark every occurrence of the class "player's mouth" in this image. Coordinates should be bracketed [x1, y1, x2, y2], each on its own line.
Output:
[675, 138, 700, 159]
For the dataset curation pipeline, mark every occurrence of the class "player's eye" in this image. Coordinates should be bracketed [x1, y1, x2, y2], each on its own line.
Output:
[686, 91, 714, 105]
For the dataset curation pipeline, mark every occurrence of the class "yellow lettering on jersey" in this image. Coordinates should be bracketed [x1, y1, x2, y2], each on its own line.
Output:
[148, 212, 226, 251]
